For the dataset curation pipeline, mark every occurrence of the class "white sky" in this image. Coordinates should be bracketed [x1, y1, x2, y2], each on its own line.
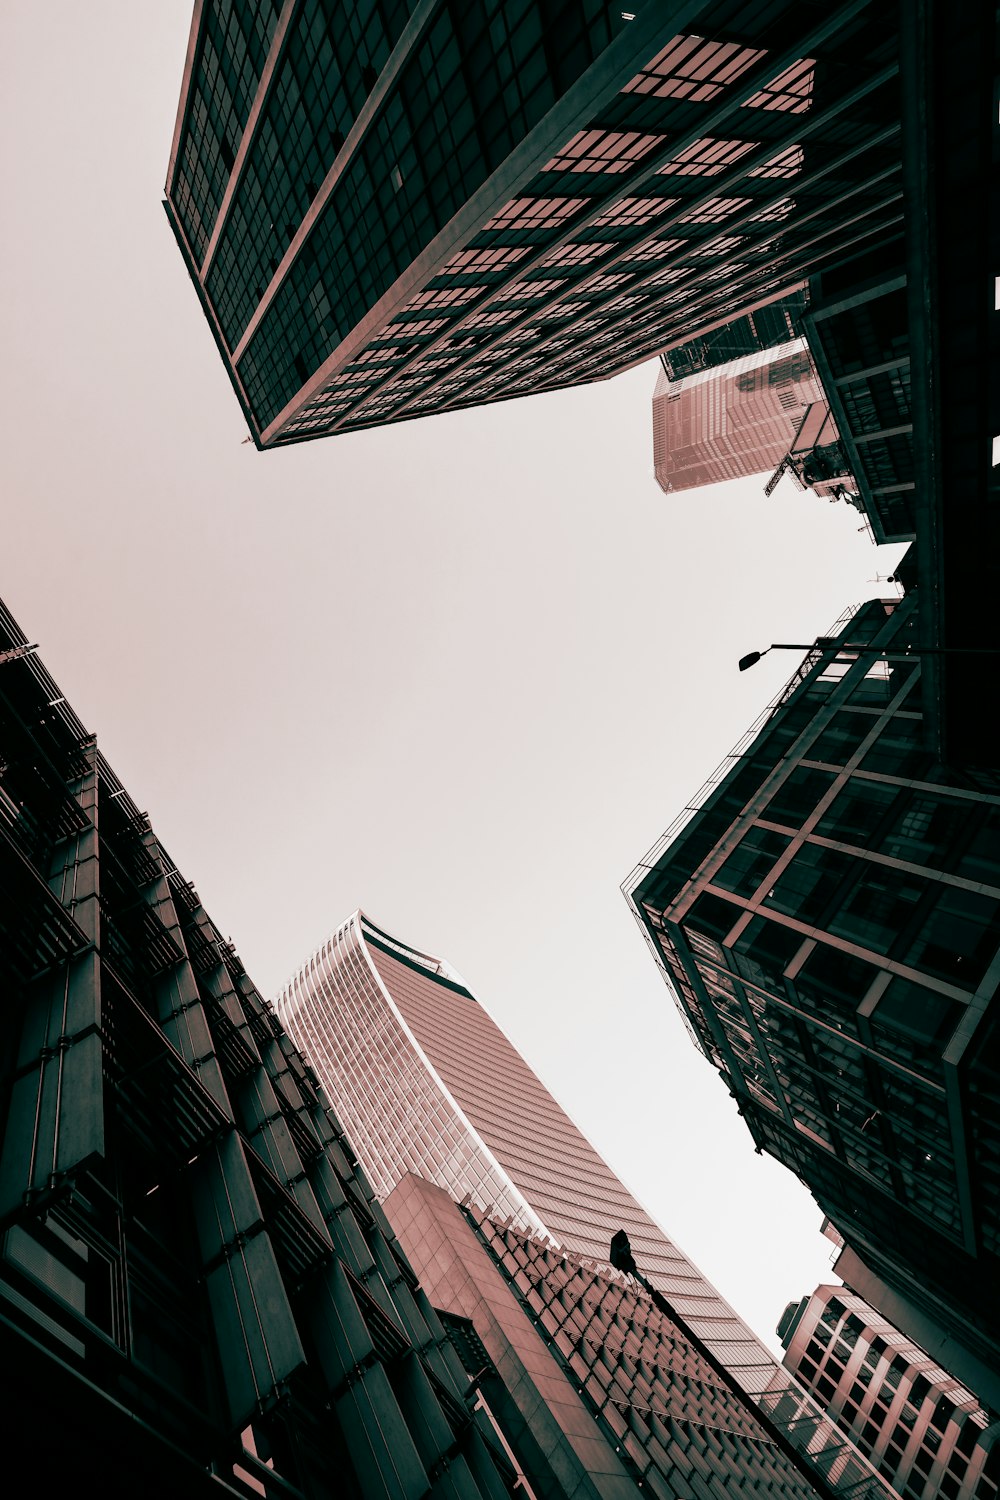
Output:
[2, 4, 907, 1357]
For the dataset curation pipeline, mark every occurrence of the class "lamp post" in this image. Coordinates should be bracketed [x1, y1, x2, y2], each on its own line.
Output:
[738, 638, 1000, 672]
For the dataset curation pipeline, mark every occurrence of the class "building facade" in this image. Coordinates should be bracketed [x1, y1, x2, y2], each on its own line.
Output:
[276, 910, 890, 1495]
[624, 593, 1000, 1409]
[388, 1173, 889, 1500]
[651, 335, 836, 493]
[658, 288, 806, 381]
[0, 599, 521, 1499]
[165, 0, 903, 447]
[778, 1284, 999, 1500]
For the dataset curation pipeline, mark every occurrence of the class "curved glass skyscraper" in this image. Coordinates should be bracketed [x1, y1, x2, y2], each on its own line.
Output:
[277, 909, 780, 1396]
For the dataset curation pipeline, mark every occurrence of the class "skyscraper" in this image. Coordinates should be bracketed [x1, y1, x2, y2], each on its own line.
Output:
[651, 336, 842, 494]
[276, 909, 778, 1390]
[0, 598, 521, 1499]
[164, 0, 902, 446]
[624, 593, 1000, 1409]
[777, 1284, 998, 1500]
[275, 909, 892, 1496]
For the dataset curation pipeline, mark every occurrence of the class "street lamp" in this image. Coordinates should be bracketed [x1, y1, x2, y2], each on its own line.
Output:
[738, 638, 1000, 672]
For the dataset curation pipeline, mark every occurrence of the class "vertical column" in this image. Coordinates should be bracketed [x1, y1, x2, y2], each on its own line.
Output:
[0, 738, 104, 1217]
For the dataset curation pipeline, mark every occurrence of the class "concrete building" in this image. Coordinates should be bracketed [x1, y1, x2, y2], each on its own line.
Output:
[164, 0, 904, 447]
[778, 1284, 999, 1500]
[0, 598, 521, 1500]
[625, 592, 1000, 1412]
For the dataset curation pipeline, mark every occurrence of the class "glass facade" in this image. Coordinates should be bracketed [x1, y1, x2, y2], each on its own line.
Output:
[626, 594, 1000, 1391]
[780, 1285, 999, 1500]
[165, 0, 903, 446]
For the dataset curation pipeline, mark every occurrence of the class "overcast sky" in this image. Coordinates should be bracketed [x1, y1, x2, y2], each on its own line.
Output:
[2, 4, 907, 1356]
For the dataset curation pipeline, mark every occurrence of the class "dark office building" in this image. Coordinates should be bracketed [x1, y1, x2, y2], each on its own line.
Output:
[0, 600, 524, 1499]
[624, 593, 1000, 1418]
[778, 1283, 998, 1500]
[165, 1, 903, 447]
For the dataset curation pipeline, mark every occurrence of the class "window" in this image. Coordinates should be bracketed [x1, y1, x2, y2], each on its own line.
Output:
[808, 714, 881, 770]
[714, 826, 791, 897]
[403, 285, 484, 311]
[593, 195, 677, 227]
[545, 128, 663, 173]
[624, 33, 765, 102]
[732, 915, 806, 990]
[931, 1396, 956, 1433]
[745, 58, 815, 113]
[441, 245, 529, 276]
[659, 136, 756, 175]
[483, 196, 587, 232]
[749, 144, 805, 178]
[763, 767, 837, 828]
[829, 870, 928, 955]
[624, 236, 686, 262]
[764, 845, 855, 924]
[679, 195, 752, 225]
[494, 277, 565, 302]
[905, 887, 1000, 987]
[872, 977, 960, 1058]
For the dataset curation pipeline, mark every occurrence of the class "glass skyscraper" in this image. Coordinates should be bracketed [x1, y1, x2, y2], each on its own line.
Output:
[0, 599, 521, 1500]
[276, 909, 779, 1392]
[164, 1, 902, 446]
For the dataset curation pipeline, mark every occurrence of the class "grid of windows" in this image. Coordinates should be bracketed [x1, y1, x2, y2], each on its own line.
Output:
[745, 58, 816, 114]
[592, 194, 678, 227]
[659, 136, 758, 176]
[544, 127, 663, 173]
[483, 195, 588, 231]
[168, 0, 905, 441]
[784, 1287, 997, 1500]
[629, 595, 1000, 1378]
[622, 33, 765, 102]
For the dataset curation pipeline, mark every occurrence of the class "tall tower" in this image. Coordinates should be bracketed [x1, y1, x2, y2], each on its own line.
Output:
[164, 1, 902, 446]
[276, 910, 777, 1391]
